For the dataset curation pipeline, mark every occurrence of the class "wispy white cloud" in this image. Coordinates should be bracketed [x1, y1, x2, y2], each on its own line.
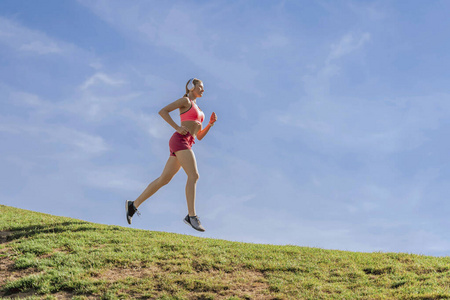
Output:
[122, 109, 172, 140]
[2, 83, 109, 156]
[71, 71, 144, 120]
[19, 40, 62, 55]
[285, 92, 450, 155]
[347, 1, 388, 22]
[0, 17, 69, 56]
[57, 127, 110, 154]
[80, 72, 126, 90]
[327, 32, 371, 62]
[8, 90, 56, 118]
[81, 168, 145, 192]
[0, 121, 109, 155]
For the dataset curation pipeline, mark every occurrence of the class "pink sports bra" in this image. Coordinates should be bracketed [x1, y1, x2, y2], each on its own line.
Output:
[180, 100, 205, 125]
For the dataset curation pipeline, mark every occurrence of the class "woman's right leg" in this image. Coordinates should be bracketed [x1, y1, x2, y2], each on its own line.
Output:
[134, 156, 181, 208]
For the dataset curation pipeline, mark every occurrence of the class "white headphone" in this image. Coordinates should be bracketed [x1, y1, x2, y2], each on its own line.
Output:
[187, 78, 195, 91]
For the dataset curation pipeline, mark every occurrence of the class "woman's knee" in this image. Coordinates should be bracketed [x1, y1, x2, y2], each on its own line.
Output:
[187, 172, 200, 182]
[158, 175, 173, 186]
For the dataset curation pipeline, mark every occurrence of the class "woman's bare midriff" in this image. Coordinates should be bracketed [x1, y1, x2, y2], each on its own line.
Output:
[181, 121, 202, 138]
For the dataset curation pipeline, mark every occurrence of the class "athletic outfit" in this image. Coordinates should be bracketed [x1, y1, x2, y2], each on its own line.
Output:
[169, 99, 204, 156]
[126, 97, 207, 232]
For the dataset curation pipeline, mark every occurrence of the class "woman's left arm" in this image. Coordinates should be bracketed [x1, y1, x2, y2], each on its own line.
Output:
[197, 112, 217, 140]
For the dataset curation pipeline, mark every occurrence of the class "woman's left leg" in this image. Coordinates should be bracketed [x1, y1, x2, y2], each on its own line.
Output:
[174, 149, 199, 217]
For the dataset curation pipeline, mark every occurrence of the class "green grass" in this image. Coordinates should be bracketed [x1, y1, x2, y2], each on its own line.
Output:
[1, 205, 449, 299]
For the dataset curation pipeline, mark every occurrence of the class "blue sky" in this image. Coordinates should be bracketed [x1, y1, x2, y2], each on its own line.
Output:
[1, 0, 450, 256]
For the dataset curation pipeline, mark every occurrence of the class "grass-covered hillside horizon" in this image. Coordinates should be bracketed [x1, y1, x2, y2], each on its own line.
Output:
[1, 205, 449, 299]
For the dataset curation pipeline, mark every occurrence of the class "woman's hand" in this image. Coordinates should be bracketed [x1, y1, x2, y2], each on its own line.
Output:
[209, 112, 217, 125]
[177, 125, 190, 135]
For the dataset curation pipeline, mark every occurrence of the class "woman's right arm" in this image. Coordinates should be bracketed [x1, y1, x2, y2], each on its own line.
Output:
[159, 97, 190, 134]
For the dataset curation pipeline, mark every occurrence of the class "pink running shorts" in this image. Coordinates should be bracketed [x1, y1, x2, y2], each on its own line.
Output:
[169, 132, 195, 156]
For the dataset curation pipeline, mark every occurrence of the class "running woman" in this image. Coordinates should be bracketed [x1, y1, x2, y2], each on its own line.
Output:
[126, 78, 217, 232]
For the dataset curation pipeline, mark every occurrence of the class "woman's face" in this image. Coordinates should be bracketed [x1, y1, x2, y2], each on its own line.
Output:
[193, 83, 204, 98]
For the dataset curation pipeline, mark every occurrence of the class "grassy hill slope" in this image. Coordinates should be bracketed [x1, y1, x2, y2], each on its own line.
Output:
[1, 205, 449, 299]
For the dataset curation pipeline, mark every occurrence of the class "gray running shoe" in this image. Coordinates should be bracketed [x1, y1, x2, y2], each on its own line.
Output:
[184, 215, 206, 232]
[125, 200, 140, 225]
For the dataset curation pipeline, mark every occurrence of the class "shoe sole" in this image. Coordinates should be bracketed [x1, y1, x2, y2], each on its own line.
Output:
[125, 200, 131, 225]
[183, 218, 205, 232]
